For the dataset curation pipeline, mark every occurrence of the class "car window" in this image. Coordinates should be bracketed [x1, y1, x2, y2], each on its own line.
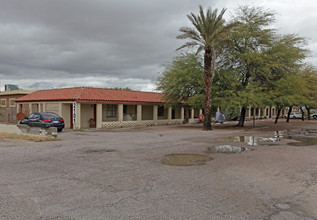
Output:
[40, 113, 60, 118]
[33, 114, 41, 120]
[28, 113, 35, 119]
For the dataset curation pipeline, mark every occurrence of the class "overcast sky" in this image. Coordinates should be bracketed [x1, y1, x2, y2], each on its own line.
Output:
[1, 0, 316, 92]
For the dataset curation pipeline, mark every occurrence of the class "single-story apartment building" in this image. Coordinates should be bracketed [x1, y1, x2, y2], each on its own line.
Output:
[16, 87, 202, 129]
[0, 89, 33, 123]
[245, 105, 290, 120]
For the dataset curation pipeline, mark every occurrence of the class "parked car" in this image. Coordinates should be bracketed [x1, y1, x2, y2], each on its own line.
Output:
[282, 112, 302, 119]
[311, 113, 317, 119]
[20, 112, 65, 132]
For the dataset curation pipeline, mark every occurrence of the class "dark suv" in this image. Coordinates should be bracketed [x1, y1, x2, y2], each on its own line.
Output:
[20, 112, 65, 132]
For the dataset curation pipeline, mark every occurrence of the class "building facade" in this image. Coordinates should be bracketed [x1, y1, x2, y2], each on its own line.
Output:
[0, 90, 33, 123]
[16, 87, 202, 129]
[245, 105, 290, 120]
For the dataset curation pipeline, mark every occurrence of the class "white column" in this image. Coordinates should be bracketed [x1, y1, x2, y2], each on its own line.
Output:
[137, 104, 142, 121]
[28, 103, 32, 114]
[118, 104, 123, 122]
[16, 103, 21, 114]
[191, 109, 194, 119]
[199, 109, 203, 115]
[249, 107, 251, 119]
[168, 107, 172, 122]
[96, 104, 102, 128]
[153, 105, 158, 124]
[181, 107, 184, 120]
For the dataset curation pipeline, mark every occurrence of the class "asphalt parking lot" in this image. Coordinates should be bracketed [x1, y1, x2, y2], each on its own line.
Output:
[0, 120, 317, 220]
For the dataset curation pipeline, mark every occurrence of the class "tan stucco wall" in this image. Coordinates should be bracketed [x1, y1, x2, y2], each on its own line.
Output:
[126, 105, 136, 114]
[62, 103, 71, 128]
[31, 103, 38, 113]
[142, 105, 153, 120]
[81, 104, 94, 128]
[45, 103, 59, 114]
[173, 107, 181, 119]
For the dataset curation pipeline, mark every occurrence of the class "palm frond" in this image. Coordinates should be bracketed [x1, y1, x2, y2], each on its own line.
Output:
[195, 45, 205, 55]
[176, 41, 202, 51]
[177, 27, 203, 44]
[176, 5, 231, 54]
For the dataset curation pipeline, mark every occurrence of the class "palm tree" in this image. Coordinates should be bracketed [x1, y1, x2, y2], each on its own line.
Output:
[177, 5, 233, 130]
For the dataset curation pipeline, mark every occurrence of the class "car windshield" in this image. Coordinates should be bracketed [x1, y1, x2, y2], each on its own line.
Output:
[40, 113, 60, 118]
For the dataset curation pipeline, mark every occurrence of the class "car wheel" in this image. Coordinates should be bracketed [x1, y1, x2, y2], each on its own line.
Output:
[293, 116, 296, 119]
[57, 128, 63, 132]
[313, 115, 317, 119]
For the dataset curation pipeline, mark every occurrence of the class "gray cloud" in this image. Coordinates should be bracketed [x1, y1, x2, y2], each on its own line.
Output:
[0, 0, 316, 91]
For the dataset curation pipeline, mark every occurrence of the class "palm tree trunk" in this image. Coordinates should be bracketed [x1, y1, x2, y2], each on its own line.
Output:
[203, 48, 213, 130]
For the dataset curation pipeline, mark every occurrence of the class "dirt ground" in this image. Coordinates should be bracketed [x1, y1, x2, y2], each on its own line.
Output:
[0, 119, 317, 220]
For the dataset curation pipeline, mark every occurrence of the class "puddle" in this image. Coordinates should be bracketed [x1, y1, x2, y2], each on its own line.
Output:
[219, 136, 281, 146]
[83, 149, 117, 154]
[287, 137, 317, 146]
[208, 145, 250, 154]
[219, 130, 317, 147]
[161, 154, 212, 166]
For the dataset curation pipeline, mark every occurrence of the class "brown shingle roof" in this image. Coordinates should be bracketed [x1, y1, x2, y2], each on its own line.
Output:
[16, 87, 165, 104]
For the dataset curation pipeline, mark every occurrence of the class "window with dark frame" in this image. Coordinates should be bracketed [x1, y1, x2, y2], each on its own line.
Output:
[9, 98, 15, 107]
[106, 104, 116, 117]
[0, 99, 6, 107]
[158, 106, 165, 117]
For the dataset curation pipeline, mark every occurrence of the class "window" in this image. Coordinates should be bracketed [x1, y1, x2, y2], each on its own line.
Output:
[123, 105, 127, 114]
[28, 113, 35, 119]
[106, 104, 116, 117]
[33, 114, 41, 120]
[9, 98, 16, 107]
[0, 99, 6, 107]
[158, 106, 165, 117]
